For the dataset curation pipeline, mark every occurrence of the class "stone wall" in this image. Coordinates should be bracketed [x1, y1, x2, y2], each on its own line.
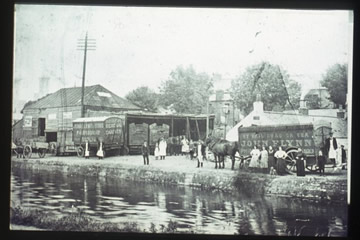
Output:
[11, 159, 347, 203]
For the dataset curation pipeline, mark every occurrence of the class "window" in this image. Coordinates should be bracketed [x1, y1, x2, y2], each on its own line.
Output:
[38, 118, 46, 136]
[253, 116, 260, 120]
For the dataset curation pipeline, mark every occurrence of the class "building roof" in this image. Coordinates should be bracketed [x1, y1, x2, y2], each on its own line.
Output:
[22, 84, 141, 111]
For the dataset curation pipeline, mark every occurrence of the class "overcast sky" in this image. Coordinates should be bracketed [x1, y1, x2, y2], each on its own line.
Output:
[13, 4, 353, 104]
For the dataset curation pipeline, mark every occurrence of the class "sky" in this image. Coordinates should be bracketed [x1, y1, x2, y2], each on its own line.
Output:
[13, 5, 353, 106]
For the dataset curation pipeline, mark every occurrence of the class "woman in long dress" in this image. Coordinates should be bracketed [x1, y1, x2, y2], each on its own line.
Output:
[249, 145, 261, 172]
[96, 140, 104, 160]
[181, 136, 189, 157]
[260, 146, 269, 173]
[85, 140, 90, 159]
[196, 141, 204, 168]
[295, 148, 306, 177]
[274, 146, 288, 175]
[154, 141, 160, 160]
[159, 137, 167, 160]
[267, 146, 275, 172]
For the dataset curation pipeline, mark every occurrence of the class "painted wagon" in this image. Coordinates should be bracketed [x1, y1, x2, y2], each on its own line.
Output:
[238, 123, 332, 172]
[73, 116, 125, 158]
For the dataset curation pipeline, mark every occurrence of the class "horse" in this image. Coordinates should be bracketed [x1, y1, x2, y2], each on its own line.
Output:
[205, 136, 240, 170]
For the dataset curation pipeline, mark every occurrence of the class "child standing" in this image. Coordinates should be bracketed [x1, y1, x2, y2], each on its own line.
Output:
[318, 150, 325, 175]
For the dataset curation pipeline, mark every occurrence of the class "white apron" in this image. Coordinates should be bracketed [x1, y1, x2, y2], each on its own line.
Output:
[85, 142, 90, 157]
[197, 144, 203, 163]
[96, 142, 104, 157]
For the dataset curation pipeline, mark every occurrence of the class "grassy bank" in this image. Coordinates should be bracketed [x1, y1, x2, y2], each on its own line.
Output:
[10, 205, 182, 233]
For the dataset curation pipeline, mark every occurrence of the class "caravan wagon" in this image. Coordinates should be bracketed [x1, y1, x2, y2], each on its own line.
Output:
[238, 123, 332, 172]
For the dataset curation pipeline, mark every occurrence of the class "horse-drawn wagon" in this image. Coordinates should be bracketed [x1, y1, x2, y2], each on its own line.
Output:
[238, 123, 332, 172]
[73, 116, 126, 157]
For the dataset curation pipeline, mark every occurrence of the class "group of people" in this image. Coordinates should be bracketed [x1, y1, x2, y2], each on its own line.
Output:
[83, 139, 104, 160]
[141, 136, 207, 167]
[249, 145, 297, 175]
[248, 132, 347, 176]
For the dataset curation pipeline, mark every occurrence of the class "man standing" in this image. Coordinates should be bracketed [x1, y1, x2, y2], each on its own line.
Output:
[325, 132, 337, 167]
[141, 141, 150, 165]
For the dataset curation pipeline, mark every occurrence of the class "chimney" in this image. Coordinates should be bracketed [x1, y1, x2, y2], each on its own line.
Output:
[253, 93, 263, 113]
[299, 99, 308, 115]
[337, 104, 345, 118]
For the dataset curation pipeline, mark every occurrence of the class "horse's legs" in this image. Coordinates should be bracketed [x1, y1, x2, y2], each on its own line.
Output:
[214, 155, 218, 169]
[221, 156, 225, 169]
[231, 155, 235, 170]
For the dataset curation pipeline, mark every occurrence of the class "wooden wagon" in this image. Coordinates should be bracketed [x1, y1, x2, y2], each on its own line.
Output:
[238, 123, 332, 172]
[72, 116, 126, 158]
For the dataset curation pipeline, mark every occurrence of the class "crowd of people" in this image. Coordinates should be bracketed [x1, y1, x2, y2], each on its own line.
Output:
[141, 136, 207, 167]
[86, 132, 346, 177]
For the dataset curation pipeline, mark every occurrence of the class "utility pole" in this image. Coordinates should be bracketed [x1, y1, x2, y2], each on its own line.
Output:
[77, 32, 96, 117]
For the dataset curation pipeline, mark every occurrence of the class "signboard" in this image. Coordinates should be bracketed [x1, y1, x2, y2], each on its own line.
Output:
[48, 113, 57, 120]
[63, 112, 72, 119]
[238, 124, 315, 155]
[73, 117, 123, 144]
[23, 116, 32, 128]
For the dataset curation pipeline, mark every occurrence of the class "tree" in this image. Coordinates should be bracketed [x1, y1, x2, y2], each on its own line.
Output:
[125, 86, 159, 112]
[320, 63, 348, 107]
[230, 62, 301, 115]
[159, 65, 213, 114]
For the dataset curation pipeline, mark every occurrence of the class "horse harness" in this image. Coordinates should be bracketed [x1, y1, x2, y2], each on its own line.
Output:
[208, 138, 222, 151]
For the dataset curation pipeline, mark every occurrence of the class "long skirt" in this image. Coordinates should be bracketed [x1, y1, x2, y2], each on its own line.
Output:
[296, 159, 305, 176]
[276, 158, 287, 175]
[268, 155, 275, 170]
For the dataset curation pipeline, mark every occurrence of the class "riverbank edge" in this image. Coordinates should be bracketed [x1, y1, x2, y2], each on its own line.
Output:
[11, 159, 347, 204]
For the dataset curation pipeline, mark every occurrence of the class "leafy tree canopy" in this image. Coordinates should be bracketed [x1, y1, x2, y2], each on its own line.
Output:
[320, 63, 348, 107]
[125, 86, 159, 112]
[230, 62, 301, 115]
[159, 65, 213, 114]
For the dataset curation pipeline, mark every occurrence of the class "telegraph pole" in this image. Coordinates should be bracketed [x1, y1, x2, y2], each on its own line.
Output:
[77, 32, 96, 117]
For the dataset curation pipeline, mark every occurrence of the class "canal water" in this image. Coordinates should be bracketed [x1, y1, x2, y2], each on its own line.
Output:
[10, 167, 347, 236]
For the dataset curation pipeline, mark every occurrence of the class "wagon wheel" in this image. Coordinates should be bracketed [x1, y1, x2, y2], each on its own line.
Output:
[285, 149, 297, 172]
[38, 148, 46, 158]
[23, 145, 32, 159]
[49, 142, 57, 156]
[77, 146, 84, 158]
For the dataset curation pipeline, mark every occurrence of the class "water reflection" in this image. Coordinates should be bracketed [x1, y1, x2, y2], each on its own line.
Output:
[10, 167, 347, 236]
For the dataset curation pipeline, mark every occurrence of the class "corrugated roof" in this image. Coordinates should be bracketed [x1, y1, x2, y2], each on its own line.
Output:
[22, 84, 141, 111]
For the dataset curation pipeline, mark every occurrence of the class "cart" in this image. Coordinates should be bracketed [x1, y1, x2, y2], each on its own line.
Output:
[20, 139, 50, 159]
[238, 123, 332, 173]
